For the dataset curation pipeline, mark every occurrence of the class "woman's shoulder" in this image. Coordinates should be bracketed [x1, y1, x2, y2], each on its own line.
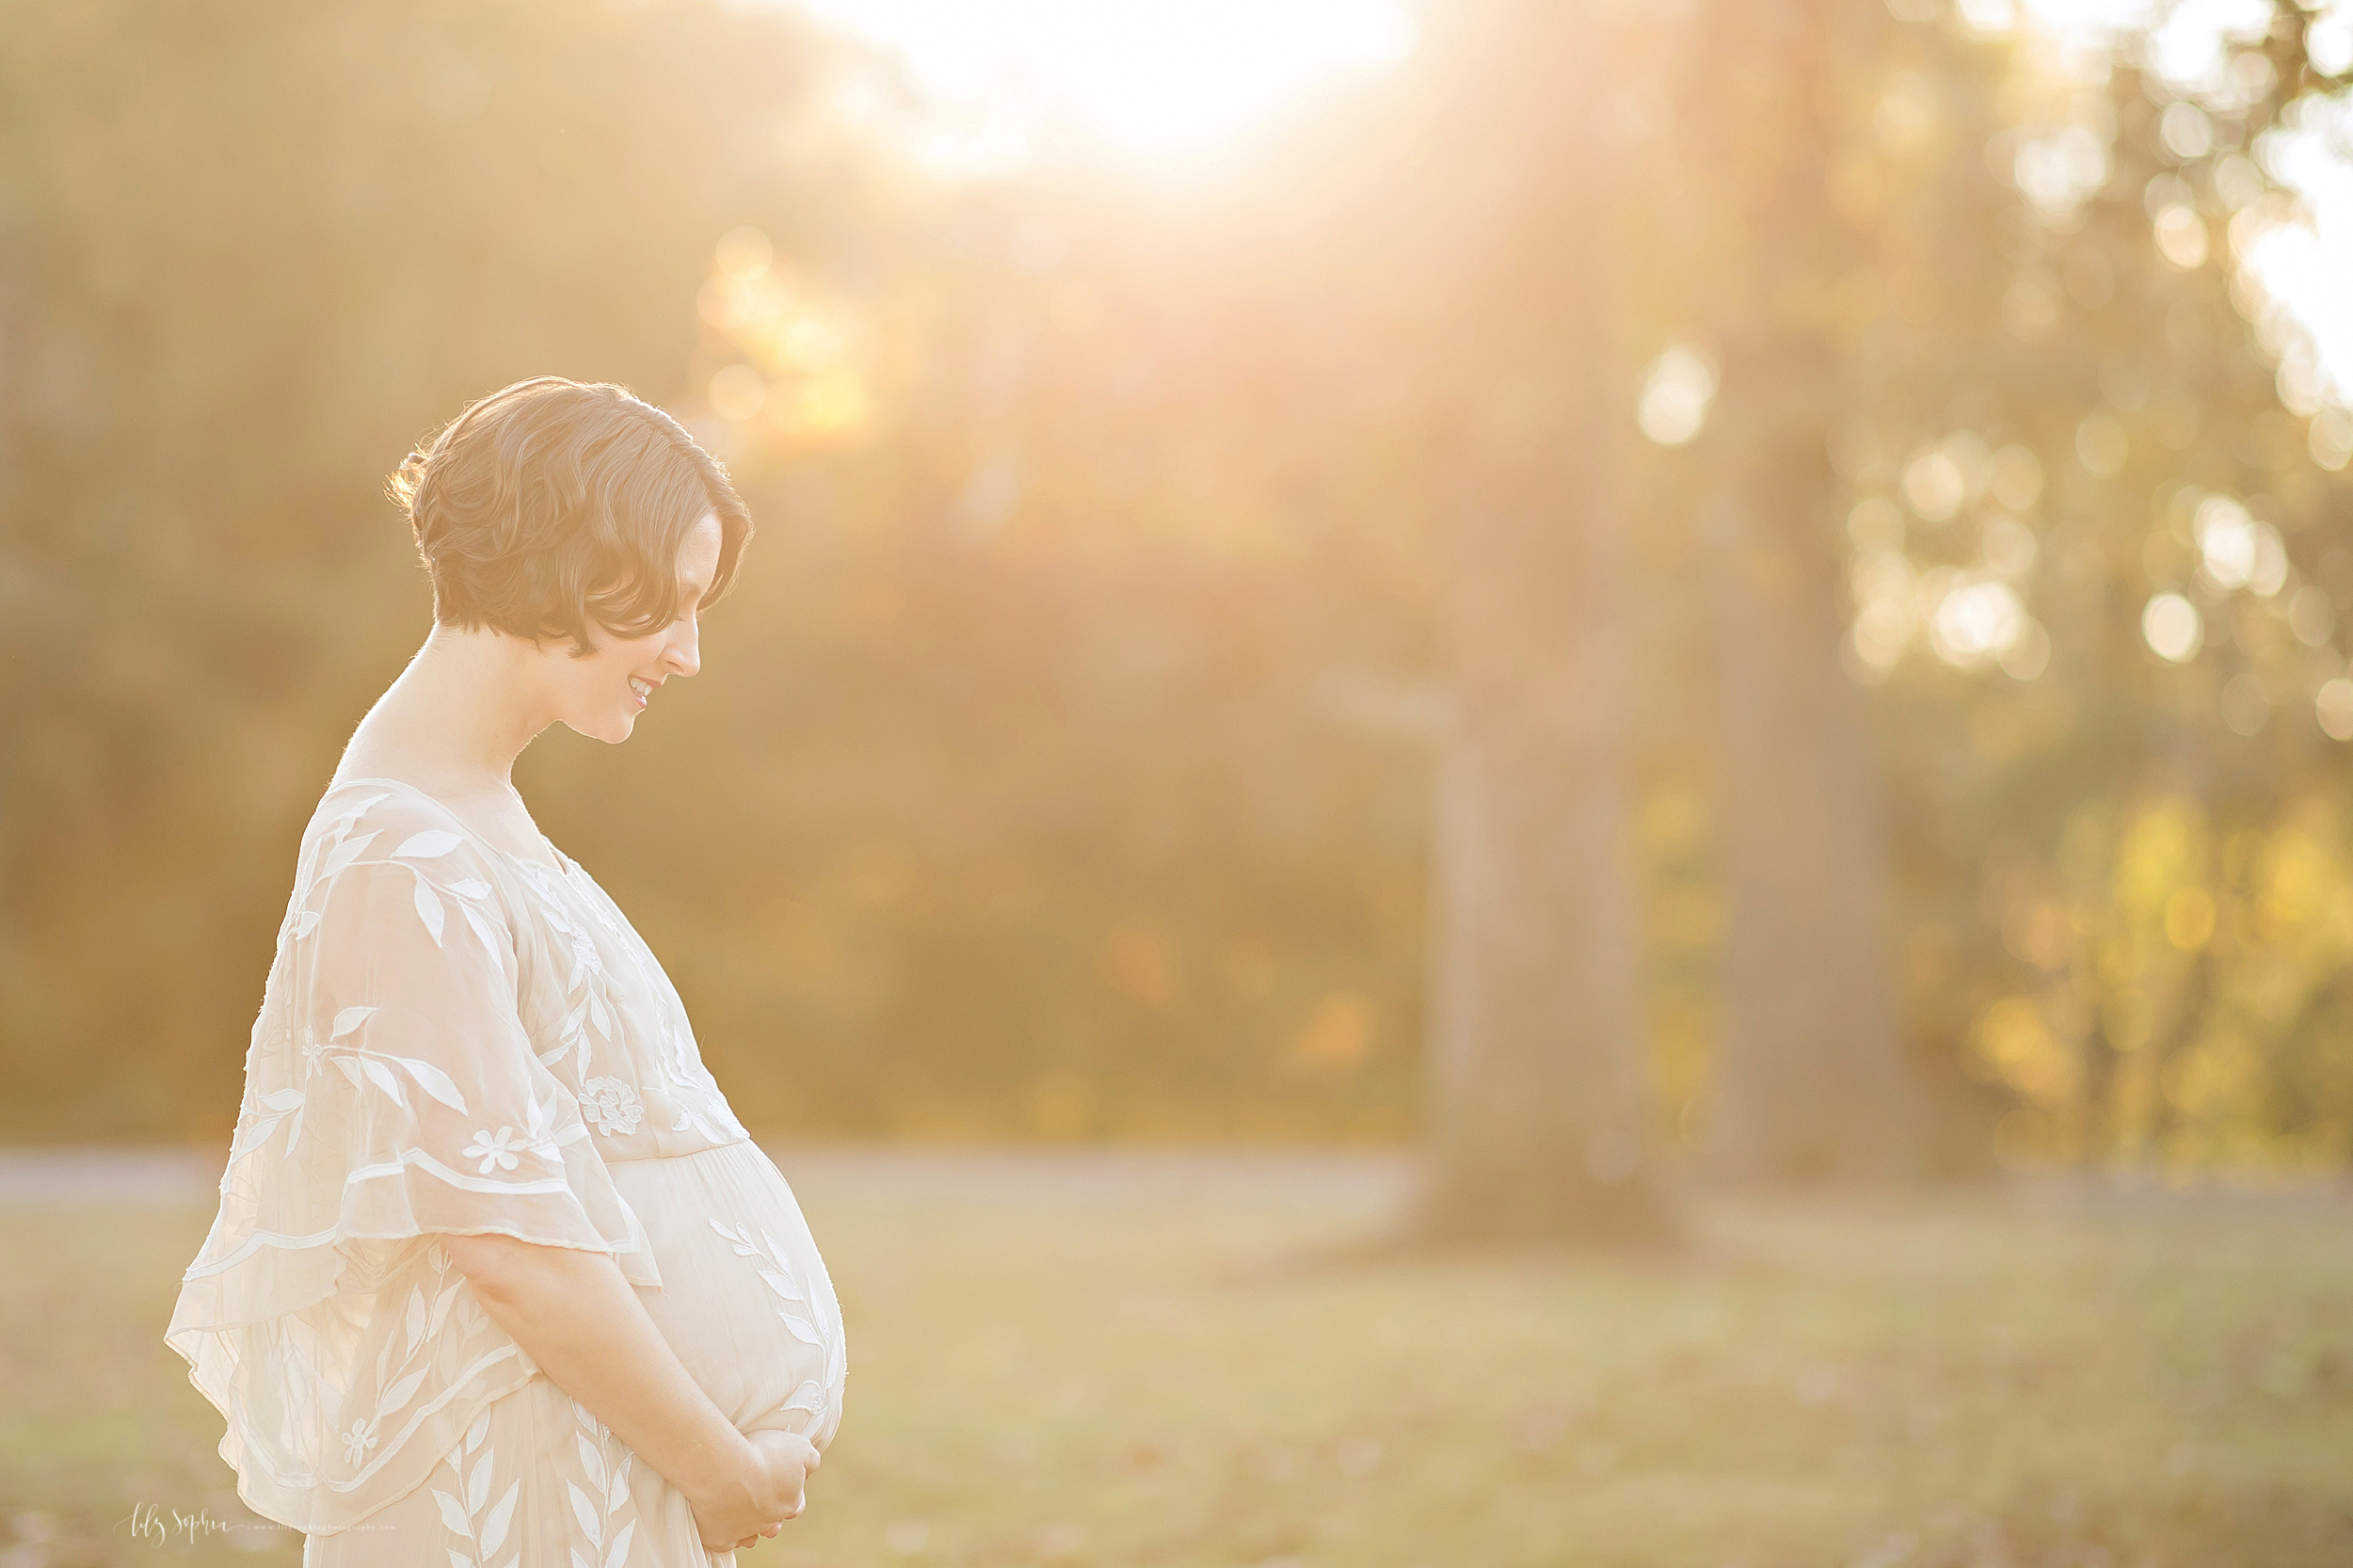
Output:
[299, 777, 513, 894]
[278, 780, 541, 984]
[311, 776, 455, 840]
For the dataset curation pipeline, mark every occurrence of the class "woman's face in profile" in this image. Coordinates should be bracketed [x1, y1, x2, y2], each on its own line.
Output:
[549, 510, 723, 744]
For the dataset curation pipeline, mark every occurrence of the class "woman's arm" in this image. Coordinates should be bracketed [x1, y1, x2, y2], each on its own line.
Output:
[440, 1232, 818, 1549]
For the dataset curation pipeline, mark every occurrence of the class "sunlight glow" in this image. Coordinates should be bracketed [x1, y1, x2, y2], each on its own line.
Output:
[698, 229, 874, 441]
[2240, 88, 2353, 418]
[787, 0, 1418, 168]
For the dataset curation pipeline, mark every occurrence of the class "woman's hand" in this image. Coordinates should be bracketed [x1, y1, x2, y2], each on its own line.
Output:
[443, 1240, 813, 1553]
[435, 1238, 826, 1553]
[689, 1429, 821, 1553]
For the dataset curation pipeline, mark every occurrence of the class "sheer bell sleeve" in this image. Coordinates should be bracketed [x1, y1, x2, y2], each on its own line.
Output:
[165, 797, 661, 1535]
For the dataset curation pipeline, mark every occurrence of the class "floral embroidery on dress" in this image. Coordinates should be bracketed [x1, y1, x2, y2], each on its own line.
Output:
[581, 1078, 645, 1136]
[464, 1128, 528, 1174]
[501, 843, 750, 1150]
[340, 1416, 380, 1467]
[171, 781, 845, 1549]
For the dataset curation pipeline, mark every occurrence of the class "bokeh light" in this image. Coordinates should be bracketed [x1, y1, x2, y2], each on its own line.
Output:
[709, 364, 770, 423]
[2075, 411, 2129, 476]
[1988, 444, 2045, 510]
[1637, 346, 1718, 446]
[696, 226, 873, 441]
[2153, 201, 2209, 268]
[2143, 592, 2203, 662]
[2319, 677, 2353, 741]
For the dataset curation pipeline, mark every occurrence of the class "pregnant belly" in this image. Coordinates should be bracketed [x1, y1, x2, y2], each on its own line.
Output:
[606, 1140, 848, 1450]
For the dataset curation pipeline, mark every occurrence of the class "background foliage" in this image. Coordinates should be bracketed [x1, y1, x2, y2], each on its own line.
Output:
[6, 0, 2353, 1171]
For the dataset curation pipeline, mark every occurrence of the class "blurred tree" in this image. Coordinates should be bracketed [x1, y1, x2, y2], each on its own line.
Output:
[1662, 0, 1942, 1182]
[9, 0, 2353, 1178]
[1811, 0, 2353, 1168]
[1401, 0, 1676, 1240]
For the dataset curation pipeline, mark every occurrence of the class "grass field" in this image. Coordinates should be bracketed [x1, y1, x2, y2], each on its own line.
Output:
[3, 1147, 2350, 1568]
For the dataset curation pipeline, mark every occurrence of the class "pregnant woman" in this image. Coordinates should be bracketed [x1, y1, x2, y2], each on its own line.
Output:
[164, 376, 846, 1564]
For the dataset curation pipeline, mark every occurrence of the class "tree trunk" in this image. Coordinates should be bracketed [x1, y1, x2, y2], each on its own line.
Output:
[1698, 477, 1931, 1180]
[1413, 374, 1673, 1243]
[1394, 0, 1675, 1243]
[1674, 0, 1937, 1183]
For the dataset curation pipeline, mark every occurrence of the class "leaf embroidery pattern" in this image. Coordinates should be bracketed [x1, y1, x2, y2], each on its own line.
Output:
[353, 1250, 469, 1469]
[567, 870, 745, 1144]
[228, 1085, 308, 1165]
[278, 810, 371, 943]
[508, 862, 617, 1082]
[708, 1216, 847, 1428]
[264, 822, 511, 1161]
[399, 842, 493, 953]
[506, 857, 734, 1154]
[431, 1406, 522, 1568]
[288, 812, 509, 975]
[708, 1219, 823, 1341]
[562, 1395, 640, 1568]
[301, 1005, 472, 1122]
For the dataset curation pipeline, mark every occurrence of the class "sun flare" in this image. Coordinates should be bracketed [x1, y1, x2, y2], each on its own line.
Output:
[788, 0, 1419, 168]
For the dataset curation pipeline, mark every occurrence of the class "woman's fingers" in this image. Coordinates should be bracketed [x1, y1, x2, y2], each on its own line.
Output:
[732, 1517, 787, 1549]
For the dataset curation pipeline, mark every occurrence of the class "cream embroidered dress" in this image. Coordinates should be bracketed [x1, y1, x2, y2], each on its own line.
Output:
[165, 779, 847, 1565]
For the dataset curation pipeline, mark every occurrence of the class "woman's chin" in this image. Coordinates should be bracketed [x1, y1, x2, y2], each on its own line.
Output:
[563, 712, 638, 744]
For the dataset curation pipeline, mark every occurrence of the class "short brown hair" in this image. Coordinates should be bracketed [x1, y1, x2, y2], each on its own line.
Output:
[387, 376, 753, 656]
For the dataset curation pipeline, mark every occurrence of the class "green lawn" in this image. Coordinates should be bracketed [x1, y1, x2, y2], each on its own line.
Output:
[4, 1149, 2350, 1567]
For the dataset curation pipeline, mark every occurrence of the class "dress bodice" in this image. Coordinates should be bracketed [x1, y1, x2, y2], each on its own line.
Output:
[165, 778, 844, 1544]
[382, 780, 756, 1162]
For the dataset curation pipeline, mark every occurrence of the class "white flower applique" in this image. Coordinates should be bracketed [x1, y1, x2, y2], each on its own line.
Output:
[461, 1093, 565, 1174]
[581, 1077, 644, 1136]
[462, 1128, 526, 1174]
[340, 1416, 381, 1467]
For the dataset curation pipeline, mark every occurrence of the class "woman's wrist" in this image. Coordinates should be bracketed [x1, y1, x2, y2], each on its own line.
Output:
[449, 1240, 766, 1514]
[677, 1425, 764, 1514]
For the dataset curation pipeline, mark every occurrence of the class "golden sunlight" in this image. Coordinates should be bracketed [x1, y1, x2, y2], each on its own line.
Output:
[786, 0, 1419, 168]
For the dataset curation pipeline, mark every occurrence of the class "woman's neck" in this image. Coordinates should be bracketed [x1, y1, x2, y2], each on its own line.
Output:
[337, 623, 556, 799]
